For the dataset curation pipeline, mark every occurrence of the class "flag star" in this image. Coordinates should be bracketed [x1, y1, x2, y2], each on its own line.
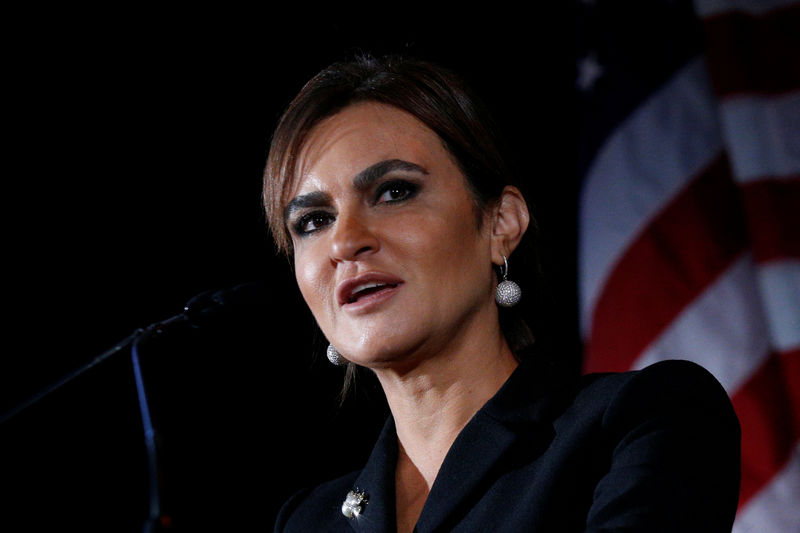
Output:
[576, 53, 604, 92]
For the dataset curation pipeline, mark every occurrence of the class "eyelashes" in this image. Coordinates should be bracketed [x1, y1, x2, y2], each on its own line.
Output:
[374, 179, 419, 204]
[291, 179, 421, 237]
[293, 211, 335, 235]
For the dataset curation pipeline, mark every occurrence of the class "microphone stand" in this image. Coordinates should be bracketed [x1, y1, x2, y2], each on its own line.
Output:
[131, 314, 189, 533]
[1, 282, 264, 531]
[1, 310, 191, 532]
[0, 313, 187, 425]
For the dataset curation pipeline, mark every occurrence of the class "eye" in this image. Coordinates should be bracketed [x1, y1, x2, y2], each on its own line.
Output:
[293, 211, 335, 236]
[375, 179, 419, 204]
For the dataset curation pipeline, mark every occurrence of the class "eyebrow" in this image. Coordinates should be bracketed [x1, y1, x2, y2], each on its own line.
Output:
[352, 159, 428, 191]
[283, 159, 428, 222]
[283, 191, 331, 223]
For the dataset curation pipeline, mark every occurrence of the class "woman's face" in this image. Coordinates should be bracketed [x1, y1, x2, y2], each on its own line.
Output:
[285, 102, 498, 368]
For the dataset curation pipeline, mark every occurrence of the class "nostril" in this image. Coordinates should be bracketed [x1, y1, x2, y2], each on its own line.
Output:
[329, 221, 380, 261]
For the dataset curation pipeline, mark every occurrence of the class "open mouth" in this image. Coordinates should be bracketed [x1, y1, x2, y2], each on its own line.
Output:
[346, 282, 399, 304]
[337, 272, 404, 309]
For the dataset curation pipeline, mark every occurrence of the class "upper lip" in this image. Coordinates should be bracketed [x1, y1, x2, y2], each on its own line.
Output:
[336, 272, 404, 306]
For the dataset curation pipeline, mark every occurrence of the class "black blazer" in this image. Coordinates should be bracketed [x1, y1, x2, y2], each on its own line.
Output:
[274, 358, 741, 532]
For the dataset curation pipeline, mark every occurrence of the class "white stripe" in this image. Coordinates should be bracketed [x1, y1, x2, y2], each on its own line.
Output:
[757, 260, 800, 352]
[632, 253, 770, 393]
[579, 57, 723, 336]
[693, 0, 799, 18]
[720, 91, 800, 183]
[733, 444, 800, 533]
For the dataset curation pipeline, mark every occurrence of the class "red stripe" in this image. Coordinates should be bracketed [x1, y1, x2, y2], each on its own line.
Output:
[740, 177, 800, 263]
[702, 5, 800, 98]
[783, 346, 800, 433]
[584, 154, 747, 373]
[731, 347, 800, 506]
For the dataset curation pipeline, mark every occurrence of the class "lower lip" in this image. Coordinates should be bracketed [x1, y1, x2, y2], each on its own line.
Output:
[341, 284, 402, 314]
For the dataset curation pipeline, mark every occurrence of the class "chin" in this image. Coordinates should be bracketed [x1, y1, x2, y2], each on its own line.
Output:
[340, 332, 420, 369]
[343, 345, 404, 368]
[332, 315, 416, 358]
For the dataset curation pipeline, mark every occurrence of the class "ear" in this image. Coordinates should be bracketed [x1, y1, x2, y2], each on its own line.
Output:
[490, 186, 530, 265]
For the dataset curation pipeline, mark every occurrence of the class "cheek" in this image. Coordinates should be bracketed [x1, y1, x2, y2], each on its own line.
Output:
[392, 209, 489, 285]
[294, 248, 333, 316]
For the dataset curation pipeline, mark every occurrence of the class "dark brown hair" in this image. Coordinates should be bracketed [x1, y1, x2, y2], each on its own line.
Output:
[263, 54, 538, 371]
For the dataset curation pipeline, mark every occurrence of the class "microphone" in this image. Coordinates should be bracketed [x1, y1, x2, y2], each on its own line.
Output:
[0, 281, 267, 424]
[182, 281, 268, 328]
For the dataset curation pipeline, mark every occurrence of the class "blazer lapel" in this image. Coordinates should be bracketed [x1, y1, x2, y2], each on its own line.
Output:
[415, 410, 519, 533]
[416, 357, 563, 533]
[347, 418, 398, 533]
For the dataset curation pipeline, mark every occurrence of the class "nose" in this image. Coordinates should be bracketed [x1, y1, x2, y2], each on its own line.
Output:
[329, 209, 379, 263]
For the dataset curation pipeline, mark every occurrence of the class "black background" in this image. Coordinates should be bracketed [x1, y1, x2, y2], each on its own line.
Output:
[3, 9, 579, 531]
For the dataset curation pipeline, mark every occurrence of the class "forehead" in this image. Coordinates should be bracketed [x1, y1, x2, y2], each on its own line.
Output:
[291, 102, 452, 196]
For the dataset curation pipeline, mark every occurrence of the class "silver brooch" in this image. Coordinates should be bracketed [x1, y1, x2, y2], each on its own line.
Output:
[341, 489, 368, 519]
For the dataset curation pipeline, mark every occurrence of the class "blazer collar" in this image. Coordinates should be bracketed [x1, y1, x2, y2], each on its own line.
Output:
[346, 356, 566, 533]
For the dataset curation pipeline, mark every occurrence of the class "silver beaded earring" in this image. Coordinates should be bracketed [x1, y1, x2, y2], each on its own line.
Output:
[495, 255, 522, 307]
[326, 343, 347, 366]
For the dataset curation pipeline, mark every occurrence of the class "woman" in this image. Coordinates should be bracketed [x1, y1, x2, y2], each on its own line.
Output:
[263, 55, 740, 532]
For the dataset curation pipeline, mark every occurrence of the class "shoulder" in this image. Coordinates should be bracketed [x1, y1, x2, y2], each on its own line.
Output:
[574, 360, 741, 531]
[567, 359, 741, 464]
[530, 359, 739, 443]
[273, 471, 358, 533]
[579, 359, 738, 431]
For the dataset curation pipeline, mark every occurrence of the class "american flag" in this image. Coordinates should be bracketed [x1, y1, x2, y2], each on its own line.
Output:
[575, 0, 799, 531]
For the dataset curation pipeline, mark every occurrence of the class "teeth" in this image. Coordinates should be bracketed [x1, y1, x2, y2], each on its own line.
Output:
[348, 282, 391, 303]
[353, 282, 385, 294]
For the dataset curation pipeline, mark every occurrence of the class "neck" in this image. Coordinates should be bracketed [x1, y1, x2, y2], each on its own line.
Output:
[373, 323, 518, 488]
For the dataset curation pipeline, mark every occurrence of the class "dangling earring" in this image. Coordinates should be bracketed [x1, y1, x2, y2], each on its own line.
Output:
[495, 255, 522, 307]
[327, 343, 347, 366]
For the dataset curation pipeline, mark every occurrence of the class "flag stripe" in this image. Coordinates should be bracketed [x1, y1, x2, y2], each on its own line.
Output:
[756, 261, 800, 352]
[732, 348, 800, 504]
[740, 179, 800, 262]
[783, 347, 800, 430]
[718, 92, 800, 182]
[632, 253, 770, 393]
[733, 444, 800, 533]
[584, 154, 747, 373]
[701, 5, 800, 97]
[579, 57, 722, 336]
